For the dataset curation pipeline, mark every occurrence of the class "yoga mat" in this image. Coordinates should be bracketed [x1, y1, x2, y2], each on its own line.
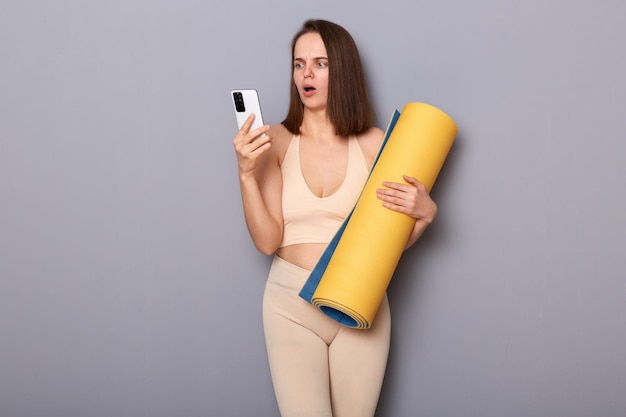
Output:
[299, 102, 457, 329]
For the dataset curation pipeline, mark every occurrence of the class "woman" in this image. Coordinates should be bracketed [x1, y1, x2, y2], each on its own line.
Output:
[233, 19, 437, 417]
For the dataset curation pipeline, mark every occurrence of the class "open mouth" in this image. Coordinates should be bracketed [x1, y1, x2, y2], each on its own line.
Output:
[304, 86, 316, 92]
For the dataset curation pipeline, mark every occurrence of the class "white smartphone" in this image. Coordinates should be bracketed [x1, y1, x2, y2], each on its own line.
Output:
[231, 89, 265, 133]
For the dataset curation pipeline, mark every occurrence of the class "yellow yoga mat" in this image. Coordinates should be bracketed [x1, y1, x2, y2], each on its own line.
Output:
[299, 102, 457, 329]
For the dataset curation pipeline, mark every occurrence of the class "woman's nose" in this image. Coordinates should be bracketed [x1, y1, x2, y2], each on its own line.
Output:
[303, 65, 313, 78]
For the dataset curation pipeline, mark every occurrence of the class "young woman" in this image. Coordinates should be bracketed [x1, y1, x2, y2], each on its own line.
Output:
[233, 19, 438, 417]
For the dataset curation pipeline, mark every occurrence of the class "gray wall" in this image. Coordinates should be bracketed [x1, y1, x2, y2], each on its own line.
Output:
[1, 0, 625, 416]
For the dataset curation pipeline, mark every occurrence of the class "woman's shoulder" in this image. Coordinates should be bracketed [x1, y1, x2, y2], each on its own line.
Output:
[268, 123, 292, 141]
[267, 123, 295, 164]
[356, 126, 385, 168]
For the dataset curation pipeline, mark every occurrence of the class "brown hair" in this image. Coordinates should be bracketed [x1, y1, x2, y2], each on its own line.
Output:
[282, 19, 375, 136]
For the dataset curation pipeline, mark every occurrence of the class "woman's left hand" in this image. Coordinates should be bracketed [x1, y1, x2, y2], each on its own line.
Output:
[376, 175, 437, 224]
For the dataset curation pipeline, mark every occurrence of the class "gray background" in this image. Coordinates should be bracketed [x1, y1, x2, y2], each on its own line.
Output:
[1, 0, 625, 416]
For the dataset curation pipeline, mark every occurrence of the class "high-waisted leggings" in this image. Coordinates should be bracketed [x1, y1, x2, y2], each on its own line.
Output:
[263, 255, 391, 417]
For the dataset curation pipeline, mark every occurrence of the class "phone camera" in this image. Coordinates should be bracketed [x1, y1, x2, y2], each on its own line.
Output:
[233, 92, 246, 112]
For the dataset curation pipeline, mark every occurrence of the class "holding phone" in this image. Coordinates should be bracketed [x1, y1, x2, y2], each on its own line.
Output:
[231, 89, 265, 134]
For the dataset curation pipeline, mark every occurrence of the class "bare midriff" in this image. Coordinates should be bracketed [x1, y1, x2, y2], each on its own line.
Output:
[276, 243, 328, 271]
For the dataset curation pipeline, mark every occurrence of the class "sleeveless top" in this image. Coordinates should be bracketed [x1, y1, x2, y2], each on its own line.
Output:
[279, 134, 370, 247]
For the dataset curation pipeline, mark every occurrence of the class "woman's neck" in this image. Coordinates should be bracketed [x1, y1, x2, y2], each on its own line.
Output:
[300, 109, 337, 140]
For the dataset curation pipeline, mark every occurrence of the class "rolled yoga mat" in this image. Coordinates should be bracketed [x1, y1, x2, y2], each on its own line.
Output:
[299, 102, 457, 329]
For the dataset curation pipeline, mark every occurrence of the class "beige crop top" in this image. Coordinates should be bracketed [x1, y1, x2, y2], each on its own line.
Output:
[279, 134, 370, 247]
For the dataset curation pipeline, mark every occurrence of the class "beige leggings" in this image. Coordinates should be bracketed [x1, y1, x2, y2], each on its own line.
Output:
[263, 256, 391, 417]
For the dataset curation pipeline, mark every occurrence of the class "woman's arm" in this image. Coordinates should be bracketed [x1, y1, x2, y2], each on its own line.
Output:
[376, 175, 438, 250]
[359, 128, 438, 250]
[233, 115, 284, 255]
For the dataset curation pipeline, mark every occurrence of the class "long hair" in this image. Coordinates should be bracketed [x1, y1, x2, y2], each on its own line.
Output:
[282, 19, 375, 136]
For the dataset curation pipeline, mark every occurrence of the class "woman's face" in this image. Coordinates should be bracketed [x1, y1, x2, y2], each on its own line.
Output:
[293, 32, 329, 112]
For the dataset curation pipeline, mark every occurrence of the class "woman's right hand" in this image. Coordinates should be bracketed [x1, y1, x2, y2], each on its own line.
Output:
[233, 114, 272, 177]
[232, 114, 283, 255]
